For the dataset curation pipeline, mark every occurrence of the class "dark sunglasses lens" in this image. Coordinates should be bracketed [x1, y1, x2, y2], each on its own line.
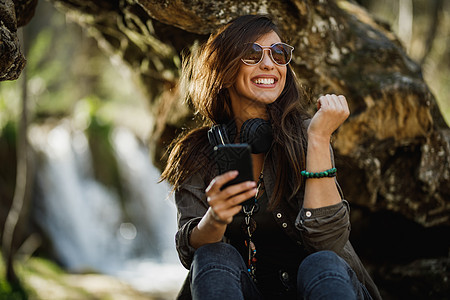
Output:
[242, 44, 263, 65]
[271, 44, 291, 65]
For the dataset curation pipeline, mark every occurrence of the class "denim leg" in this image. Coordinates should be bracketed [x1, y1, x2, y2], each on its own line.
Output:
[190, 242, 261, 300]
[297, 250, 370, 300]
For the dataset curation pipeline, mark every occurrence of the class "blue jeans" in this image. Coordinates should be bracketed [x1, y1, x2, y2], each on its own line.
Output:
[190, 242, 371, 300]
[297, 250, 372, 300]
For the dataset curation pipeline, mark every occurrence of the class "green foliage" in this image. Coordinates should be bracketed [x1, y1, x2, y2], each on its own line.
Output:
[0, 81, 21, 131]
[1, 120, 17, 146]
[0, 256, 92, 300]
[0, 256, 155, 300]
[0, 280, 28, 300]
[86, 105, 123, 191]
[17, 257, 64, 279]
[0, 258, 28, 300]
[0, 0, 151, 131]
[27, 29, 53, 74]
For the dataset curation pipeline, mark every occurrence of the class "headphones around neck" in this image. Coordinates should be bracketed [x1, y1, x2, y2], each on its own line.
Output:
[207, 118, 273, 154]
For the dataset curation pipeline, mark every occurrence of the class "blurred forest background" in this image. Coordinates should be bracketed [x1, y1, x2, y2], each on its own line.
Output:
[1, 0, 449, 299]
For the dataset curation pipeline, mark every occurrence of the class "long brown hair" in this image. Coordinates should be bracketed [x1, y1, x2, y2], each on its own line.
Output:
[161, 15, 310, 208]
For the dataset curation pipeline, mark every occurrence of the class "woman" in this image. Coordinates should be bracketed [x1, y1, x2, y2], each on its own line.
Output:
[161, 14, 381, 300]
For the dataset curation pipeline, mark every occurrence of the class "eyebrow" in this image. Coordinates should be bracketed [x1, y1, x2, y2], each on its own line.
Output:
[253, 42, 282, 47]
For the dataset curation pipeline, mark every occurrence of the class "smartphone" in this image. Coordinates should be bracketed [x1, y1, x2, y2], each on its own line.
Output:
[213, 144, 254, 206]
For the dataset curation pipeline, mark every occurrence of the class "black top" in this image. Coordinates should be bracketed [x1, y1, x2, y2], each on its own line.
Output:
[225, 191, 307, 298]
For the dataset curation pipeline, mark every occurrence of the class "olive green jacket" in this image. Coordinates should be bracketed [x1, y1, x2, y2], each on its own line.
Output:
[174, 147, 382, 300]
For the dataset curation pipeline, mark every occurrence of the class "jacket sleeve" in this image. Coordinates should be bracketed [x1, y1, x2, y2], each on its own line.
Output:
[295, 143, 350, 253]
[295, 199, 351, 253]
[174, 172, 209, 269]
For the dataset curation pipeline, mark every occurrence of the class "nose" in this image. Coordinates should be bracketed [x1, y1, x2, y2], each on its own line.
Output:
[259, 49, 275, 70]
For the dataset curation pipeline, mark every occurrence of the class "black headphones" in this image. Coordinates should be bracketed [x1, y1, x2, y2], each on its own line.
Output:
[207, 118, 273, 154]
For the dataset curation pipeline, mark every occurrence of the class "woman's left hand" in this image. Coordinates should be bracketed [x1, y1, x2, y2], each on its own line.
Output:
[307, 94, 350, 141]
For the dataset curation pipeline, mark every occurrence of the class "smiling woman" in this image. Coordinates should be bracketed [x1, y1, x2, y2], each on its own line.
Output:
[161, 14, 381, 300]
[229, 31, 288, 118]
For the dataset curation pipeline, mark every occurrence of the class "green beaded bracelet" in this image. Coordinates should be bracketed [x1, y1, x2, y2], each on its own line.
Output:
[301, 167, 337, 178]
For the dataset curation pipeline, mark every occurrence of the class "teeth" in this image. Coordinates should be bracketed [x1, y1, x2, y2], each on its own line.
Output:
[254, 78, 275, 85]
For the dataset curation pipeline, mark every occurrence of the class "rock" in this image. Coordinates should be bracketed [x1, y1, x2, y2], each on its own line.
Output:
[0, 0, 27, 81]
[378, 257, 450, 299]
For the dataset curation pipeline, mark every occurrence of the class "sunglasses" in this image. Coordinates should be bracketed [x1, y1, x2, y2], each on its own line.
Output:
[241, 42, 294, 66]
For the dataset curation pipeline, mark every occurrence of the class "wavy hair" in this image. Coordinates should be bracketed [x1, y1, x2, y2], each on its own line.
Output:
[161, 15, 310, 208]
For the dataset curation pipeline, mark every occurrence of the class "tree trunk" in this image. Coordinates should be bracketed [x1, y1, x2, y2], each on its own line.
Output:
[0, 0, 36, 80]
[40, 0, 448, 227]
[1, 25, 33, 285]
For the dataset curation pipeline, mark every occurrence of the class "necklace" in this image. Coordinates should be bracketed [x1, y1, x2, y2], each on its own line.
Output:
[242, 157, 267, 282]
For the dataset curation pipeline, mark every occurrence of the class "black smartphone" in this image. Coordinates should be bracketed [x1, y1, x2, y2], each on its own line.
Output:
[213, 144, 254, 206]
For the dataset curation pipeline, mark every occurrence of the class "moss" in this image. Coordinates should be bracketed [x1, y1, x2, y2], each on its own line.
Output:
[0, 280, 28, 300]
[0, 258, 29, 300]
[18, 257, 64, 278]
[0, 256, 156, 299]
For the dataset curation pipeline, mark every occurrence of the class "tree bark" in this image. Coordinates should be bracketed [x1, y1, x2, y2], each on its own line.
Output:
[1, 26, 33, 284]
[3, 0, 449, 226]
[45, 0, 450, 228]
[0, 0, 36, 80]
[1, 0, 448, 222]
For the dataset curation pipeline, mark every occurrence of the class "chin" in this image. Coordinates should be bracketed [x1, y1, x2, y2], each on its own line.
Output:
[253, 92, 280, 104]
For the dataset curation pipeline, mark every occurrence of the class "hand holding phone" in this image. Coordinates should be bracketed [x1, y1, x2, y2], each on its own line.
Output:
[214, 144, 255, 206]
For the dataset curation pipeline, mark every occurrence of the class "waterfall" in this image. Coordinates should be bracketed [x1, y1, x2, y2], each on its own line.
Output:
[29, 121, 187, 296]
[111, 127, 177, 262]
